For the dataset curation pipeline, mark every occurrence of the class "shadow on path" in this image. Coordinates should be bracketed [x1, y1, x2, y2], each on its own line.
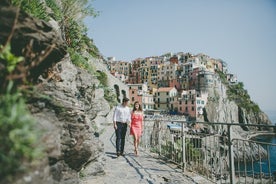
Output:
[108, 130, 187, 184]
[109, 131, 154, 183]
[81, 125, 210, 184]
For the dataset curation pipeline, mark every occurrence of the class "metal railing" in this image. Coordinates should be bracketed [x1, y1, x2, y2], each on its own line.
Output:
[140, 118, 276, 184]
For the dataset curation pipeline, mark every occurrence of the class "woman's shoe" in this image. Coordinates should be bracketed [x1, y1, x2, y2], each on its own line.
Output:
[134, 149, 138, 156]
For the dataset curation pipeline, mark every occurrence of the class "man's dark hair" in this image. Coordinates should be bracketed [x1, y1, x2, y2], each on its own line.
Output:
[122, 97, 129, 103]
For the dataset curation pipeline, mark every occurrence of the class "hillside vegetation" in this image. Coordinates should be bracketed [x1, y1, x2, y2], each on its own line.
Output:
[0, 0, 102, 182]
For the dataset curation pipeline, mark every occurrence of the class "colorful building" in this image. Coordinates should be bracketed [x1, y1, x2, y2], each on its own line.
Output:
[154, 87, 177, 111]
[128, 83, 154, 110]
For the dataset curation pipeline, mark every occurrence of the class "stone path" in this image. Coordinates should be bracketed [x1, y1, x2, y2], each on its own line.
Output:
[81, 124, 213, 184]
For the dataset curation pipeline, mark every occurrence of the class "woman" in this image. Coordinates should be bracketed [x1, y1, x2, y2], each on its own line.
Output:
[130, 101, 144, 156]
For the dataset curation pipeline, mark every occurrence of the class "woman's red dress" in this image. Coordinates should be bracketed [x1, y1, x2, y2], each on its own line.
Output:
[130, 111, 143, 137]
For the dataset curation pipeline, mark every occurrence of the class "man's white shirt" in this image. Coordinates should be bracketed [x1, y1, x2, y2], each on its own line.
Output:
[113, 105, 131, 123]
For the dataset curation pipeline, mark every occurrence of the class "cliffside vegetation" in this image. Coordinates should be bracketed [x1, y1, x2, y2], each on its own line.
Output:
[0, 0, 107, 181]
[1, 0, 110, 97]
[0, 68, 43, 182]
[11, 0, 101, 60]
[0, 36, 41, 180]
[96, 71, 118, 108]
[217, 70, 260, 113]
[227, 82, 260, 112]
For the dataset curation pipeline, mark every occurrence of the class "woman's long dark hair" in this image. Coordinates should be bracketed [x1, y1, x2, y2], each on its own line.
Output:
[132, 101, 142, 112]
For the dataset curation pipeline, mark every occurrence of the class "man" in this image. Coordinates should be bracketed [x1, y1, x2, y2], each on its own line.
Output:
[113, 97, 131, 157]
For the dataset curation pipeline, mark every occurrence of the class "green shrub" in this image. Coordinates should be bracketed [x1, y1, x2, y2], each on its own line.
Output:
[45, 0, 63, 21]
[96, 71, 108, 87]
[65, 19, 86, 49]
[0, 82, 42, 182]
[216, 70, 227, 84]
[82, 35, 101, 58]
[0, 44, 24, 73]
[11, 0, 49, 20]
[67, 48, 95, 73]
[0, 43, 25, 93]
[226, 82, 260, 113]
[103, 87, 118, 109]
[95, 71, 118, 108]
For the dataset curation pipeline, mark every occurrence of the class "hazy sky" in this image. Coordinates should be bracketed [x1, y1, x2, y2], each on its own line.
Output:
[85, 0, 276, 112]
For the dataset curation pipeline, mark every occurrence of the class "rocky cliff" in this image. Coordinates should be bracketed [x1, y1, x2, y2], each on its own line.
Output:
[200, 74, 272, 163]
[27, 56, 111, 184]
[0, 2, 126, 184]
[202, 77, 271, 138]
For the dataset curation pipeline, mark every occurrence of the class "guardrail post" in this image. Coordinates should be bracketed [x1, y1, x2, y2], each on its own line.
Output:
[228, 124, 235, 184]
[171, 132, 174, 160]
[158, 120, 161, 155]
[182, 122, 186, 172]
[144, 122, 147, 150]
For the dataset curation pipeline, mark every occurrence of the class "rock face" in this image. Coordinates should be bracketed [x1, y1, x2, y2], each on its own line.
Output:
[0, 2, 124, 184]
[203, 79, 270, 139]
[203, 79, 271, 134]
[0, 4, 67, 90]
[26, 57, 108, 184]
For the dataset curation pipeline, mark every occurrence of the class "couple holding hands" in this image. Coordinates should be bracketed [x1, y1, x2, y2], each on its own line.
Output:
[113, 98, 143, 157]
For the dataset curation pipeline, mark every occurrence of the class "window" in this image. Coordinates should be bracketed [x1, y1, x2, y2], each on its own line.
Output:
[192, 107, 194, 111]
[132, 97, 134, 101]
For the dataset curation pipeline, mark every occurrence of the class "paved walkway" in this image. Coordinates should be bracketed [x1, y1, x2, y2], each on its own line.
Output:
[81, 124, 212, 184]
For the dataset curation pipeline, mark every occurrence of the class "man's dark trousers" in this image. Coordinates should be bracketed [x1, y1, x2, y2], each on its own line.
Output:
[115, 122, 127, 155]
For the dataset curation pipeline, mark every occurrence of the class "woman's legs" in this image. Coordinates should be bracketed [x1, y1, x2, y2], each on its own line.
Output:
[136, 136, 140, 155]
[133, 134, 138, 155]
[137, 136, 140, 148]
[133, 134, 142, 156]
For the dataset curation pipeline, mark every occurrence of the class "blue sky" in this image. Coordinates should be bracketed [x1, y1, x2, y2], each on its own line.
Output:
[85, 0, 276, 113]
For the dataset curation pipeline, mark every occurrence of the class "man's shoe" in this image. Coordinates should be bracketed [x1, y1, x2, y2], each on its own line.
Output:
[120, 152, 125, 156]
[116, 152, 120, 157]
